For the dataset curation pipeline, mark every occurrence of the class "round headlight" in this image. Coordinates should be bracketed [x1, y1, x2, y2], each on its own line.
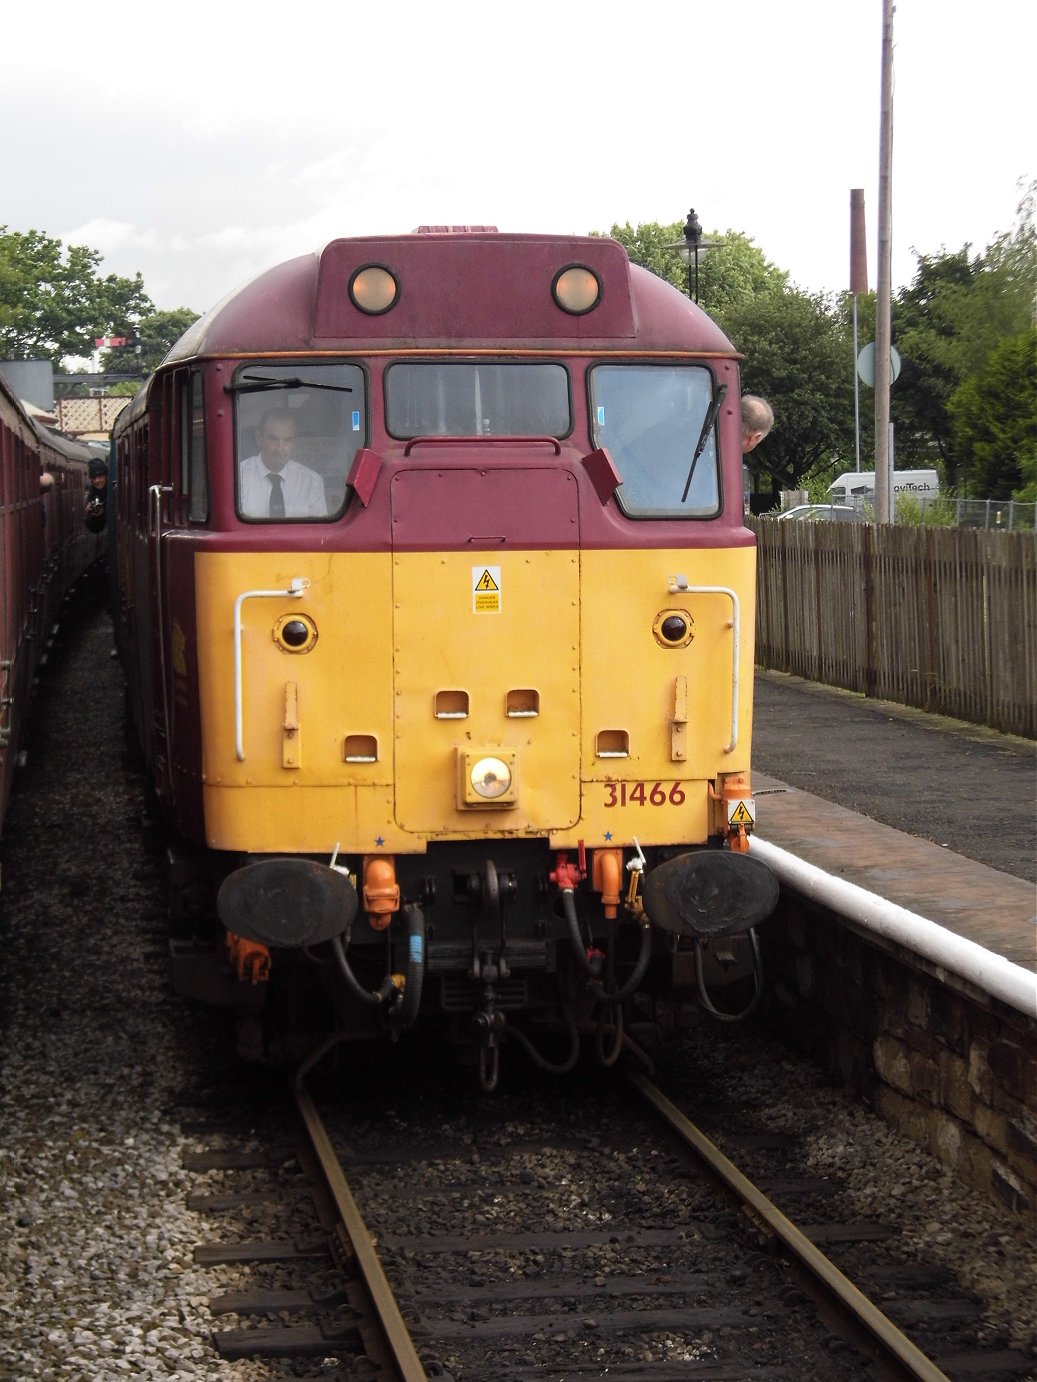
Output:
[552, 265, 602, 315]
[470, 757, 512, 799]
[653, 608, 694, 649]
[281, 619, 311, 648]
[349, 264, 399, 314]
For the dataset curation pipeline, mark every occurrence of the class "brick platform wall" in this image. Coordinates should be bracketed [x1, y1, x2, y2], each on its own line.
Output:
[760, 900, 1036, 1222]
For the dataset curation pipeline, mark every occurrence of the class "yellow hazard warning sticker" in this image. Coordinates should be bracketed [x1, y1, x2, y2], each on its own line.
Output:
[727, 798, 755, 827]
[473, 565, 501, 613]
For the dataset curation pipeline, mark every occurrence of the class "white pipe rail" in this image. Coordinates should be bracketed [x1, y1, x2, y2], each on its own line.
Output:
[234, 579, 308, 760]
[750, 836, 1036, 1019]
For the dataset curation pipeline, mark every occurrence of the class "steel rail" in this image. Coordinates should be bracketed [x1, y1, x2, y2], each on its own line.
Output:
[293, 1082, 428, 1381]
[625, 1068, 951, 1382]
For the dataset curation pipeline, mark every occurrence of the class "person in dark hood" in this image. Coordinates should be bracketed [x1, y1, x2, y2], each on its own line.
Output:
[85, 458, 109, 533]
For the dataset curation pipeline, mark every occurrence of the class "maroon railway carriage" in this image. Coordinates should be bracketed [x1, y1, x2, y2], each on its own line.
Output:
[0, 371, 106, 838]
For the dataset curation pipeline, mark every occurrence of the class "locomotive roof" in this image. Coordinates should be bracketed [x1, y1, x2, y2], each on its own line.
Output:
[164, 231, 737, 363]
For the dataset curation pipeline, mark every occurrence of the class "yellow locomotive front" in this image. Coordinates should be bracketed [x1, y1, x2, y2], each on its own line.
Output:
[127, 233, 778, 1077]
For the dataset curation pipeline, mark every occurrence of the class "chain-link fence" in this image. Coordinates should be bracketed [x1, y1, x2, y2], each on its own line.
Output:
[892, 496, 1036, 530]
[775, 492, 1036, 530]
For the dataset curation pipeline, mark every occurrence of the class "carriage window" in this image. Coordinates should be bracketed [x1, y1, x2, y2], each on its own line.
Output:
[231, 362, 365, 521]
[181, 371, 208, 522]
[385, 362, 570, 438]
[589, 364, 721, 518]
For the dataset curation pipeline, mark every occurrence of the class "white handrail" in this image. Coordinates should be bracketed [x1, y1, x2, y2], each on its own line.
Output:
[234, 579, 308, 760]
[750, 836, 1037, 1018]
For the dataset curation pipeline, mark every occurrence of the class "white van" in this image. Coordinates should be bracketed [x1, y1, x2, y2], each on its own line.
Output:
[827, 470, 940, 506]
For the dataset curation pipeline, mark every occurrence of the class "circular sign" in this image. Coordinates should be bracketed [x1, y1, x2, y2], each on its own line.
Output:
[857, 342, 902, 386]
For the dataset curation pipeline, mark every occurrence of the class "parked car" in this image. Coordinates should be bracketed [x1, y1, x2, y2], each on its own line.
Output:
[775, 504, 863, 523]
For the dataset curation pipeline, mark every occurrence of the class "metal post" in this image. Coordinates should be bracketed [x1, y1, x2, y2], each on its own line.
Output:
[853, 298, 861, 473]
[874, 0, 895, 524]
[850, 189, 868, 474]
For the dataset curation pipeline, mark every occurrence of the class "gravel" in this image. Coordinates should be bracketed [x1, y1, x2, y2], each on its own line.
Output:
[658, 1025, 1037, 1362]
[0, 595, 1033, 1379]
[0, 599, 263, 1381]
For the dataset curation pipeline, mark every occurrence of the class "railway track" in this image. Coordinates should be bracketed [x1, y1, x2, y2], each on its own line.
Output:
[180, 1049, 1032, 1381]
[3, 601, 1030, 1380]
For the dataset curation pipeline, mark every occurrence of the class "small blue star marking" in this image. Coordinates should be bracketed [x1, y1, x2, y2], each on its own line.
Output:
[375, 836, 385, 847]
[604, 831, 613, 841]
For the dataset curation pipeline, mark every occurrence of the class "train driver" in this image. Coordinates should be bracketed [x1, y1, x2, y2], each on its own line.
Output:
[239, 408, 327, 519]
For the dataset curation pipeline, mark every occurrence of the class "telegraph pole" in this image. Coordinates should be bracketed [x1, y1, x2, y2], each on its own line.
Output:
[850, 189, 868, 473]
[874, 0, 895, 523]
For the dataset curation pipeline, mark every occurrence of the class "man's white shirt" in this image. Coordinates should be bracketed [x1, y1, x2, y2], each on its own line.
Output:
[239, 455, 327, 518]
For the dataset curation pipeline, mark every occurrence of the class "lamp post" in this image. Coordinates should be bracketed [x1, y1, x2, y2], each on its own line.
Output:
[666, 208, 718, 303]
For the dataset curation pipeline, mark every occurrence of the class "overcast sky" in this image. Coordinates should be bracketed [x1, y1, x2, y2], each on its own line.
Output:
[3, 1, 1032, 317]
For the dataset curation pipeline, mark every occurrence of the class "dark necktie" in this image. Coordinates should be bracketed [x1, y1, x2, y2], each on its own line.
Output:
[268, 472, 286, 519]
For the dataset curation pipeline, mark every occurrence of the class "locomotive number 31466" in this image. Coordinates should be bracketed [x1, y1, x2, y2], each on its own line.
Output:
[603, 781, 686, 807]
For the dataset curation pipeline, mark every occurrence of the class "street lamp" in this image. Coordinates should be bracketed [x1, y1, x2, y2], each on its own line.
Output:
[666, 208, 719, 303]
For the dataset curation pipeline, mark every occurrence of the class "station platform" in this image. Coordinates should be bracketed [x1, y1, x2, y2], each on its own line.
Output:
[750, 671, 1035, 978]
[751, 772, 1035, 973]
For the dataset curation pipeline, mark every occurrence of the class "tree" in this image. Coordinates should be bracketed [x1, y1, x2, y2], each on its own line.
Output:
[601, 220, 788, 316]
[892, 182, 1036, 487]
[0, 226, 153, 367]
[600, 220, 855, 497]
[721, 288, 857, 501]
[949, 329, 1037, 499]
[98, 307, 200, 377]
[598, 221, 687, 291]
[698, 231, 789, 318]
[599, 199, 1035, 506]
[889, 248, 977, 479]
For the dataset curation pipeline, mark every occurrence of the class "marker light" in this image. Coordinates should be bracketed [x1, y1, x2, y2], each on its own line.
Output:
[349, 265, 399, 314]
[471, 757, 512, 799]
[552, 265, 602, 315]
[458, 749, 518, 807]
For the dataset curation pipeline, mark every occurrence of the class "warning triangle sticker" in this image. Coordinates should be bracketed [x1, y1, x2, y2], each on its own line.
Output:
[475, 569, 499, 592]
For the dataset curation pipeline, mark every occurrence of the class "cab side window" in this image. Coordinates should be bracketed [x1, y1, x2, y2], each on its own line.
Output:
[231, 362, 365, 522]
[589, 364, 721, 518]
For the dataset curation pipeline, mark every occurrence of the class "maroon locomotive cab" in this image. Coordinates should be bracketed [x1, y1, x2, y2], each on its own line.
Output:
[113, 364, 213, 835]
[153, 367, 211, 838]
[112, 229, 777, 1078]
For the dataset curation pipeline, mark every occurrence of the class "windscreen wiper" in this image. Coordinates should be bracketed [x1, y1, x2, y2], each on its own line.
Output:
[681, 384, 728, 503]
[225, 374, 354, 395]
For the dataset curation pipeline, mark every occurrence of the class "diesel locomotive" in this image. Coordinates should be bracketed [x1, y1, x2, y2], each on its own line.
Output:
[111, 228, 778, 1084]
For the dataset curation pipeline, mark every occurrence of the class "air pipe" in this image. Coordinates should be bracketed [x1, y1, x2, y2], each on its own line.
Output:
[504, 1002, 582, 1075]
[329, 933, 397, 1006]
[559, 889, 653, 1006]
[327, 903, 423, 1025]
[388, 905, 425, 1032]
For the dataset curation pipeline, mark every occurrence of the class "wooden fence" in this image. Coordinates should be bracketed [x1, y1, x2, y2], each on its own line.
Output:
[753, 520, 1037, 739]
